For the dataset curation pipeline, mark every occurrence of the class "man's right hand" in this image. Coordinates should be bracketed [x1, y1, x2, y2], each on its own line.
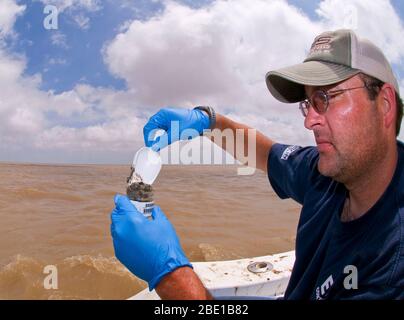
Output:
[143, 107, 210, 152]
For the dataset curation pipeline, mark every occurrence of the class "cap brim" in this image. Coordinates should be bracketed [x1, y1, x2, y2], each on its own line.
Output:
[266, 61, 360, 103]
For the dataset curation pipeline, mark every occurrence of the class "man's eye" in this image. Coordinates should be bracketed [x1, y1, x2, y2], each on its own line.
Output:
[328, 92, 343, 102]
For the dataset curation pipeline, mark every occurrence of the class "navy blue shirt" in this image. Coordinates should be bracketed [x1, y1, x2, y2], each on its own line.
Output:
[268, 141, 404, 300]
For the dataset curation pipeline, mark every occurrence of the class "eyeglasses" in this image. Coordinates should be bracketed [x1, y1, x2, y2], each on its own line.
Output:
[299, 85, 368, 117]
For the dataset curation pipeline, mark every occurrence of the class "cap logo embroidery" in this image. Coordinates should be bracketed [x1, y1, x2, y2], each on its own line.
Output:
[309, 36, 332, 55]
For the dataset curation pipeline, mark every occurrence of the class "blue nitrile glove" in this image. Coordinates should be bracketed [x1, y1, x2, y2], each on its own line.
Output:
[143, 107, 210, 152]
[110, 194, 192, 291]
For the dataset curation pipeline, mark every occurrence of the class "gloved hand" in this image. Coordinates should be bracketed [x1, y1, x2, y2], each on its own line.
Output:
[143, 107, 210, 152]
[110, 194, 192, 291]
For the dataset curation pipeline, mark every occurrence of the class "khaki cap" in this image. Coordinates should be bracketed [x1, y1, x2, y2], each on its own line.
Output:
[266, 29, 400, 103]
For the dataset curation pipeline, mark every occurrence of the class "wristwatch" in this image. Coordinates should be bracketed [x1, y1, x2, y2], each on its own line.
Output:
[193, 106, 216, 129]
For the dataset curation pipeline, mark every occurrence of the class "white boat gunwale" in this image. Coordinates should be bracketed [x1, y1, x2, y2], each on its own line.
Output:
[129, 250, 295, 300]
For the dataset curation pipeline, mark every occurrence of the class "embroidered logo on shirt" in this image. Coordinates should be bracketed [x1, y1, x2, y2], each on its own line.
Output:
[316, 275, 334, 300]
[281, 145, 301, 160]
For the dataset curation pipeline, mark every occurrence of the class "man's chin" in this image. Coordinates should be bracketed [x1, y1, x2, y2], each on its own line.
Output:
[317, 157, 339, 179]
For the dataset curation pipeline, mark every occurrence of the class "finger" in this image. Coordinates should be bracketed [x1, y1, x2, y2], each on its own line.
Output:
[151, 131, 170, 152]
[150, 136, 161, 152]
[146, 128, 168, 149]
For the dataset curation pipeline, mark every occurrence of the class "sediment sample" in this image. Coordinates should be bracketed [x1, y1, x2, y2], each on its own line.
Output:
[126, 168, 154, 202]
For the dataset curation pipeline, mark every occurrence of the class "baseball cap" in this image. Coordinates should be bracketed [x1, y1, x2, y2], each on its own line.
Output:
[266, 29, 400, 103]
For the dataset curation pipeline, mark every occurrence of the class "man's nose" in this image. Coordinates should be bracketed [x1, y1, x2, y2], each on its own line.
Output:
[304, 105, 325, 130]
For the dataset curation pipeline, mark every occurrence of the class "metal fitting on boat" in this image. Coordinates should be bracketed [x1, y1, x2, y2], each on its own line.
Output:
[247, 261, 273, 274]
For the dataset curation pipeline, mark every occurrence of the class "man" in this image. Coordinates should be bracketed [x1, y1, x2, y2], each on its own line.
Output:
[110, 29, 403, 299]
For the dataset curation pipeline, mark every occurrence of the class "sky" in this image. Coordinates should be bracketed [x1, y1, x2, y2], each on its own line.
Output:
[0, 0, 404, 164]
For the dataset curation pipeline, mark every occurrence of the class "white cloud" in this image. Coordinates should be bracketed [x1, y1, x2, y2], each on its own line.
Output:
[0, 0, 25, 40]
[0, 0, 404, 164]
[317, 0, 404, 65]
[103, 0, 324, 148]
[0, 55, 48, 143]
[104, 0, 404, 147]
[0, 67, 146, 163]
[104, 1, 318, 110]
[48, 57, 67, 65]
[0, 1, 144, 163]
[72, 13, 90, 30]
[34, 117, 143, 151]
[50, 31, 69, 48]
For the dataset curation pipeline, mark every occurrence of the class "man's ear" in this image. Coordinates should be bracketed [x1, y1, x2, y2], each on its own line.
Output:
[378, 83, 396, 130]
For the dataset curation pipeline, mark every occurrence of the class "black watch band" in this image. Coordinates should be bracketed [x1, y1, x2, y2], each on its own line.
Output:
[194, 106, 216, 129]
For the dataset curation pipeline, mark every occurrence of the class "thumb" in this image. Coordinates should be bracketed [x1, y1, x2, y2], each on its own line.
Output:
[151, 131, 170, 152]
[113, 194, 137, 214]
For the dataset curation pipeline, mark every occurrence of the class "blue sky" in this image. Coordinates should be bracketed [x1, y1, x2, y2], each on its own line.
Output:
[0, 0, 404, 164]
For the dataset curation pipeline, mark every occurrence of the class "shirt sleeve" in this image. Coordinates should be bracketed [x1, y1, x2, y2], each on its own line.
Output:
[267, 143, 321, 205]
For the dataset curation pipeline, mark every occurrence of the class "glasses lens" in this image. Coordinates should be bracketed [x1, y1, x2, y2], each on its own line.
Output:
[311, 91, 327, 114]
